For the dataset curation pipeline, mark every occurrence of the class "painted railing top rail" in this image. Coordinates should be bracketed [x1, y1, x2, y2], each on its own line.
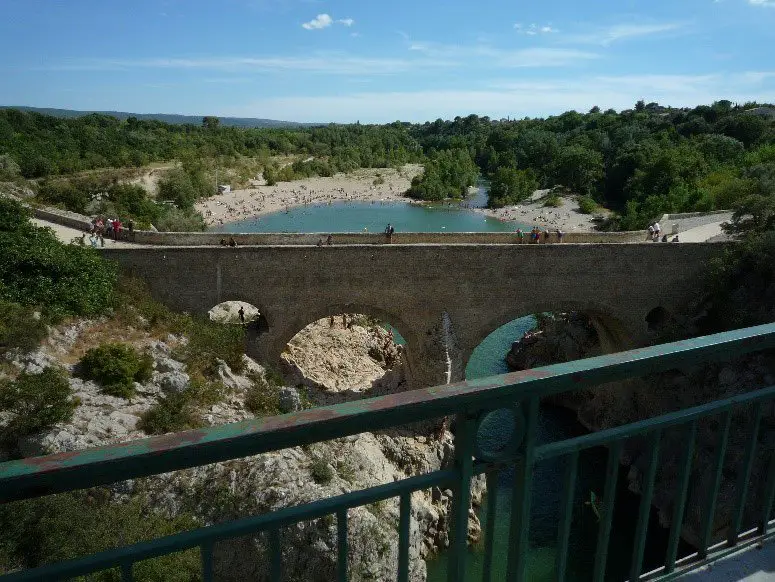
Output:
[2, 322, 775, 504]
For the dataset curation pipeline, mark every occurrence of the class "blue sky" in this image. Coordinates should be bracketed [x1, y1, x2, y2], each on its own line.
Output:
[1, 0, 774, 123]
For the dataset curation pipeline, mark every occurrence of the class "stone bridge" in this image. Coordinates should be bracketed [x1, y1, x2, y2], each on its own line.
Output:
[103, 243, 724, 388]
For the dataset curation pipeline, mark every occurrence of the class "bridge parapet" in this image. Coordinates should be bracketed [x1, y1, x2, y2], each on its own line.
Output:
[128, 229, 650, 246]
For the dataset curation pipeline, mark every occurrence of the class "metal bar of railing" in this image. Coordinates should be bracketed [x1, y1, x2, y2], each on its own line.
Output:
[201, 541, 214, 582]
[269, 528, 281, 582]
[665, 421, 697, 573]
[398, 493, 411, 582]
[4, 323, 775, 505]
[506, 396, 539, 582]
[481, 470, 500, 582]
[0, 468, 457, 582]
[534, 385, 775, 461]
[556, 451, 579, 582]
[728, 403, 763, 546]
[699, 411, 732, 557]
[337, 508, 348, 582]
[761, 451, 775, 535]
[120, 562, 133, 582]
[630, 430, 661, 581]
[592, 440, 623, 582]
[447, 414, 477, 582]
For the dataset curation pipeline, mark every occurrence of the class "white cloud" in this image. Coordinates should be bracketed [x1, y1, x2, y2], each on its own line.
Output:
[565, 22, 683, 46]
[749, 0, 775, 6]
[515, 23, 557, 35]
[230, 71, 775, 123]
[47, 54, 452, 75]
[302, 13, 333, 30]
[301, 14, 355, 29]
[407, 41, 596, 67]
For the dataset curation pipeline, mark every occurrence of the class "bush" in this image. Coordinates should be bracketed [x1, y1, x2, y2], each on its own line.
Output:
[154, 207, 206, 232]
[310, 457, 335, 485]
[577, 195, 599, 214]
[157, 167, 212, 210]
[244, 374, 281, 417]
[0, 368, 76, 442]
[139, 379, 223, 435]
[0, 301, 48, 354]
[0, 489, 200, 581]
[78, 343, 153, 398]
[543, 194, 562, 208]
[139, 392, 200, 435]
[178, 319, 245, 377]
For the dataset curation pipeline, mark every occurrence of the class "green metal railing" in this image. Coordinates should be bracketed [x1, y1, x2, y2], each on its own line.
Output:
[1, 323, 775, 581]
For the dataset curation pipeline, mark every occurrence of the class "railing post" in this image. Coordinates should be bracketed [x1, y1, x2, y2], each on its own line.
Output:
[446, 412, 477, 582]
[505, 397, 539, 582]
[556, 451, 579, 582]
[593, 440, 623, 582]
[728, 403, 762, 547]
[699, 411, 732, 558]
[481, 469, 501, 582]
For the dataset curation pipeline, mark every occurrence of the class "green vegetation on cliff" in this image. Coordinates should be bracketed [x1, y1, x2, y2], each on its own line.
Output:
[0, 198, 117, 319]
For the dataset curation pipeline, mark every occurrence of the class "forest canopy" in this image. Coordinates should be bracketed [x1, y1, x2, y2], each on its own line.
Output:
[1, 102, 774, 229]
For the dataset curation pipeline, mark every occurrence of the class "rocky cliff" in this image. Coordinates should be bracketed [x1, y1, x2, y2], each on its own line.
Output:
[1, 314, 480, 581]
[506, 312, 775, 549]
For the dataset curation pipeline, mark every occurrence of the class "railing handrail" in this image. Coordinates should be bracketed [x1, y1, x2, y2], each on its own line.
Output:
[2, 322, 774, 504]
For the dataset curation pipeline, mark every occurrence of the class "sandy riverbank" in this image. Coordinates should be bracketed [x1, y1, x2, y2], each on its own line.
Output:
[196, 165, 423, 227]
[475, 190, 610, 231]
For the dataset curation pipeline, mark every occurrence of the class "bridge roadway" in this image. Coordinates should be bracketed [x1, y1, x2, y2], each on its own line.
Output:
[103, 242, 724, 388]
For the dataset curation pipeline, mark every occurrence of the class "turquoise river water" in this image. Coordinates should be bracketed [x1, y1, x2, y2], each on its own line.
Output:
[212, 186, 531, 234]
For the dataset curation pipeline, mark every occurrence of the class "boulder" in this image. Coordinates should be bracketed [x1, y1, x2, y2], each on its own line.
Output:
[278, 387, 302, 413]
[155, 371, 190, 394]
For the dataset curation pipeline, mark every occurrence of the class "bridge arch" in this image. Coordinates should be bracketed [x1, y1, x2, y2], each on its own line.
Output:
[248, 302, 431, 390]
[460, 300, 639, 376]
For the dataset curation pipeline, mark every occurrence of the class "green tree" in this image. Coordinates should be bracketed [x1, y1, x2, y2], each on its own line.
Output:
[550, 146, 604, 195]
[0, 368, 76, 441]
[202, 116, 221, 130]
[487, 167, 538, 208]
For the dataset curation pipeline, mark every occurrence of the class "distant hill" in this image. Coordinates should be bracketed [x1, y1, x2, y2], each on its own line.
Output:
[0, 106, 320, 128]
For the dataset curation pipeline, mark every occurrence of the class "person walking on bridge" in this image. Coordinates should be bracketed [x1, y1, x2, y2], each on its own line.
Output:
[384, 223, 395, 244]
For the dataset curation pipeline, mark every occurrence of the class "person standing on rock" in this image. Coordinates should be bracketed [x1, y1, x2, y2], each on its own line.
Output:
[238, 306, 245, 325]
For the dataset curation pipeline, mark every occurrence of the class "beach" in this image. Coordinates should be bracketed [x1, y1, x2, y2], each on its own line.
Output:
[196, 164, 423, 227]
[474, 190, 609, 232]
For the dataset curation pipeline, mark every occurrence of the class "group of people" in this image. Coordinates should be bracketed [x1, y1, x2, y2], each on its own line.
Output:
[648, 222, 680, 243]
[515, 227, 565, 244]
[316, 234, 334, 246]
[76, 216, 133, 247]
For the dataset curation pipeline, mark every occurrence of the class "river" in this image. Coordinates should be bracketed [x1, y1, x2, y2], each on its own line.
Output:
[212, 185, 531, 234]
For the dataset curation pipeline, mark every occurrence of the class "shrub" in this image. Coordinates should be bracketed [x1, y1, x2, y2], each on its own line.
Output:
[543, 194, 562, 208]
[0, 368, 76, 442]
[0, 489, 200, 581]
[139, 379, 223, 435]
[139, 392, 200, 435]
[310, 457, 335, 485]
[0, 301, 48, 354]
[244, 374, 281, 417]
[79, 343, 153, 398]
[178, 318, 245, 377]
[577, 195, 599, 214]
